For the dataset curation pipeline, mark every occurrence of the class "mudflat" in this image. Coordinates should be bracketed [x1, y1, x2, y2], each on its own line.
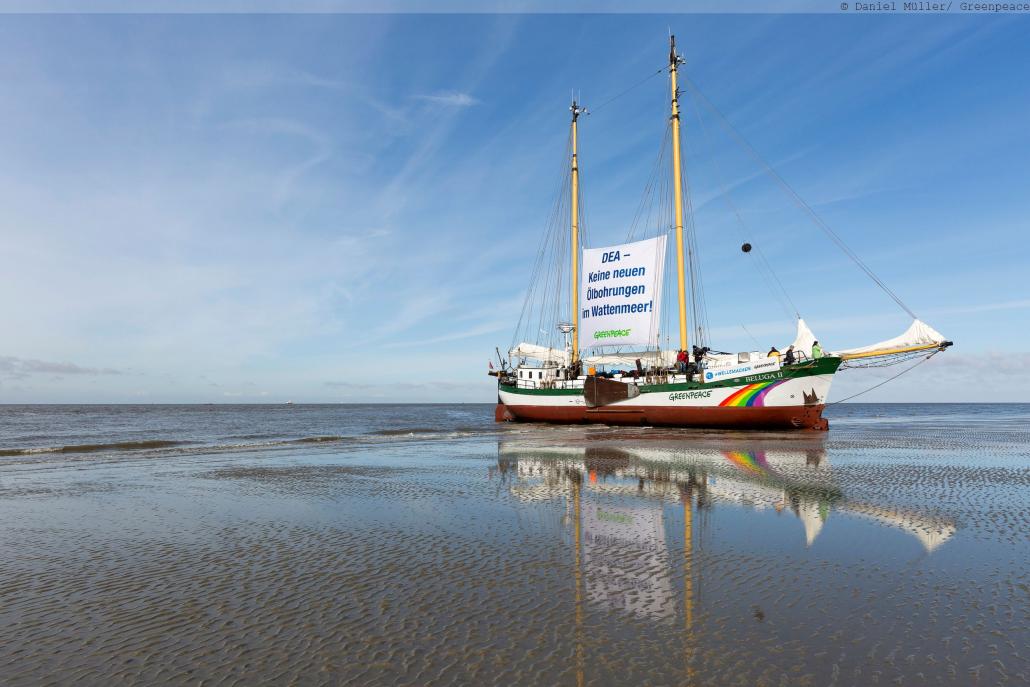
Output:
[0, 403, 1027, 685]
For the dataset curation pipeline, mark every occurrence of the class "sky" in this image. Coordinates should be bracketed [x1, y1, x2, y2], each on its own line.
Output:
[0, 10, 1028, 403]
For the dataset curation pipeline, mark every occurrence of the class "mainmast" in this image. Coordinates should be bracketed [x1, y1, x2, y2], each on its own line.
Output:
[669, 36, 689, 353]
[570, 99, 584, 364]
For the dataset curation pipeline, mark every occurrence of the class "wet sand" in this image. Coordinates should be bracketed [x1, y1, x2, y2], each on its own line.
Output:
[1, 406, 1028, 685]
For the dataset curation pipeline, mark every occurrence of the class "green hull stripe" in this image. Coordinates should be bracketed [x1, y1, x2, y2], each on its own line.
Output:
[500, 356, 842, 397]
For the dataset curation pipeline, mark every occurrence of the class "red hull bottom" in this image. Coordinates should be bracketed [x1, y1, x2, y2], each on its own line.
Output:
[496, 402, 829, 431]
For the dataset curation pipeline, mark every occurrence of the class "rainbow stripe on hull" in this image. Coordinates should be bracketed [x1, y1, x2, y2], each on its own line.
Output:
[719, 380, 788, 407]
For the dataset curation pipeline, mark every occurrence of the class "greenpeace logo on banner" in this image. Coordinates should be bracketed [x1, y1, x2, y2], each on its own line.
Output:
[703, 357, 781, 383]
[579, 236, 666, 348]
[595, 329, 631, 339]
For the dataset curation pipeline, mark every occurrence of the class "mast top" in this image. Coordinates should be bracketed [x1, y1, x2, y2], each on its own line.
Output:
[669, 34, 685, 69]
[570, 99, 586, 122]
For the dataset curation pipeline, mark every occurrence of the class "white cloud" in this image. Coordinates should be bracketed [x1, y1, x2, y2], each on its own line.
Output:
[0, 356, 122, 378]
[414, 91, 481, 107]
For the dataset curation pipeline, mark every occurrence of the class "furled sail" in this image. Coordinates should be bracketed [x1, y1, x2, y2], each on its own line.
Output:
[509, 342, 567, 365]
[834, 319, 949, 359]
[788, 318, 819, 357]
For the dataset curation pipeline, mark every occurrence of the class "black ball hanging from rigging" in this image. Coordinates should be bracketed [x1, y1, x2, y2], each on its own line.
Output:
[741, 242, 752, 253]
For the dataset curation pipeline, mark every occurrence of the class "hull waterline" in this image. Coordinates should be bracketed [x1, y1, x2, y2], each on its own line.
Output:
[497, 401, 829, 430]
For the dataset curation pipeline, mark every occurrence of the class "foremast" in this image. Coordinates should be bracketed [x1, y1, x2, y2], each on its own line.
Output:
[669, 35, 689, 354]
[570, 100, 585, 364]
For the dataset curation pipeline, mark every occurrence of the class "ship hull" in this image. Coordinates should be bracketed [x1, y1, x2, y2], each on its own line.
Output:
[497, 358, 841, 431]
[498, 401, 828, 430]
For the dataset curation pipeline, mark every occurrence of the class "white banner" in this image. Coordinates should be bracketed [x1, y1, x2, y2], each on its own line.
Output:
[703, 357, 781, 383]
[579, 236, 666, 349]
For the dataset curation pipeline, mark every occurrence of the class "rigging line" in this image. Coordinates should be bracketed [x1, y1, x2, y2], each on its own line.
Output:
[627, 121, 671, 242]
[577, 137, 590, 250]
[545, 173, 570, 341]
[685, 85, 800, 323]
[514, 130, 572, 352]
[589, 66, 665, 115]
[515, 196, 562, 349]
[531, 163, 568, 337]
[679, 132, 708, 348]
[740, 324, 761, 350]
[682, 75, 919, 321]
[828, 350, 939, 405]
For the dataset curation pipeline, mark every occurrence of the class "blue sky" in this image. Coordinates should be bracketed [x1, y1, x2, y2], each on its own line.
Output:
[0, 12, 1028, 402]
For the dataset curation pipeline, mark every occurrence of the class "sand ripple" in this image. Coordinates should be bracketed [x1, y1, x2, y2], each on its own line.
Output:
[0, 425, 1027, 686]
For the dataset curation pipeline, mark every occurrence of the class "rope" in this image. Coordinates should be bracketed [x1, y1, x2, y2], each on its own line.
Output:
[511, 130, 572, 356]
[682, 75, 918, 321]
[626, 121, 670, 242]
[740, 324, 761, 350]
[589, 67, 665, 114]
[685, 85, 800, 324]
[827, 350, 940, 405]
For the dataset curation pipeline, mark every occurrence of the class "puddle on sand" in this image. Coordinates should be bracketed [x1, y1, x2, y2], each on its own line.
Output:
[0, 430, 1027, 686]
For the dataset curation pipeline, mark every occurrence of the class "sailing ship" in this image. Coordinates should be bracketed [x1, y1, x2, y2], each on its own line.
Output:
[492, 36, 952, 430]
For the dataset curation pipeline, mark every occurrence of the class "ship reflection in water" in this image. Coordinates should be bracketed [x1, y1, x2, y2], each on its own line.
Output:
[490, 434, 955, 683]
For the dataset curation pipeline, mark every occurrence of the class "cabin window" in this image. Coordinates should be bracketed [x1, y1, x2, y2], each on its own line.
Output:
[538, 371, 542, 379]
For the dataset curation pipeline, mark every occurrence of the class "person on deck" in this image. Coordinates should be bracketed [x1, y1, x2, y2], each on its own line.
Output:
[692, 345, 709, 368]
[811, 341, 824, 359]
[676, 349, 688, 373]
[767, 346, 780, 361]
[784, 345, 796, 365]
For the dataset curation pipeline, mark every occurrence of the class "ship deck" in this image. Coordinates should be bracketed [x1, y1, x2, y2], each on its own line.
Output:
[500, 356, 842, 396]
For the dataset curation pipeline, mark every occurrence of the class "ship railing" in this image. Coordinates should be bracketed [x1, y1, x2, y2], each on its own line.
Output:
[514, 378, 586, 390]
[784, 352, 813, 366]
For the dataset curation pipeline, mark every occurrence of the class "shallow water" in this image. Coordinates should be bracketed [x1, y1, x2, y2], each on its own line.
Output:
[0, 404, 1027, 685]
